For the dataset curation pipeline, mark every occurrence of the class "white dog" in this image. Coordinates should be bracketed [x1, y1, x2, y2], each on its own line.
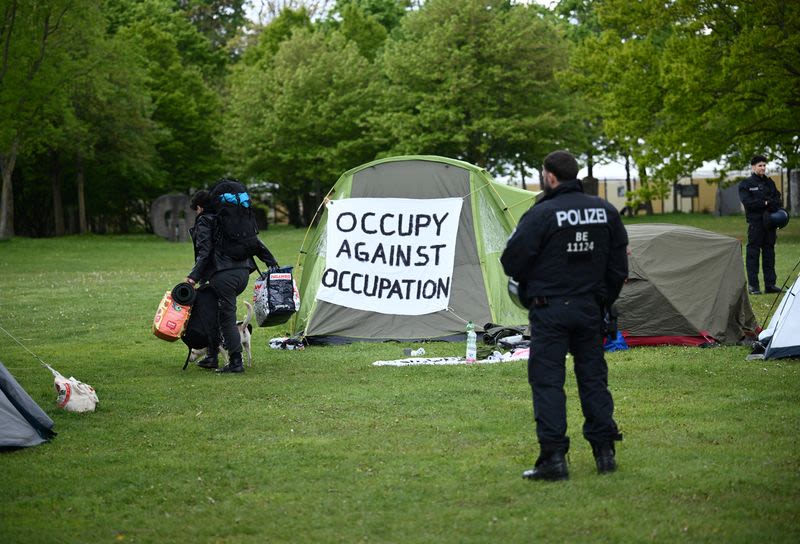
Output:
[190, 301, 254, 367]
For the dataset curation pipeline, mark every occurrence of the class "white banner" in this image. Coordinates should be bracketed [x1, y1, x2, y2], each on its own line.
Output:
[316, 197, 463, 315]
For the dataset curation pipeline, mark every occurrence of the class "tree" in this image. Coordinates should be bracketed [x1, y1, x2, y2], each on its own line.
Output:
[118, 2, 226, 192]
[0, 0, 103, 239]
[224, 27, 380, 226]
[374, 0, 576, 175]
[554, 0, 618, 180]
[250, 0, 335, 22]
[332, 0, 410, 32]
[574, 0, 800, 182]
[177, 0, 248, 51]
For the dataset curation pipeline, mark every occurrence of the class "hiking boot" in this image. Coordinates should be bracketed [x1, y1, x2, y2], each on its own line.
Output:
[216, 353, 244, 374]
[765, 285, 784, 294]
[748, 286, 762, 295]
[593, 443, 617, 474]
[196, 356, 219, 369]
[522, 452, 568, 481]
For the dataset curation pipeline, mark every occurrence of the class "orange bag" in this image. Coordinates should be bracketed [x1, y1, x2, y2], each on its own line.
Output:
[152, 290, 192, 342]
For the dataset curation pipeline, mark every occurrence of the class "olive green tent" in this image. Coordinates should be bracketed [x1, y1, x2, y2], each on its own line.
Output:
[292, 156, 536, 344]
[618, 224, 758, 345]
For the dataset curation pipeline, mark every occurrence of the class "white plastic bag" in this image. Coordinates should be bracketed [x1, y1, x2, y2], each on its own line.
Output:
[45, 364, 99, 413]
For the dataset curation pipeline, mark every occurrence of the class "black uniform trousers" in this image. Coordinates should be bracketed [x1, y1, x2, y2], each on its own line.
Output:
[745, 219, 777, 290]
[528, 294, 619, 454]
[208, 267, 250, 358]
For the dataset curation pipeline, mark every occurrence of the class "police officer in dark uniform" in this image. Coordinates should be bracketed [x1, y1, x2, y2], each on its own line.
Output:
[738, 155, 783, 295]
[501, 150, 628, 481]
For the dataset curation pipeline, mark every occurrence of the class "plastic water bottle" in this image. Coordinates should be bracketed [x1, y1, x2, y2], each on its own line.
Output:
[465, 321, 477, 363]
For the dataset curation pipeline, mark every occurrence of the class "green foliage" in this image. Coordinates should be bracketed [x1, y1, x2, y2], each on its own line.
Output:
[1, 216, 799, 542]
[239, 7, 313, 65]
[115, 1, 226, 189]
[334, 0, 410, 32]
[574, 0, 800, 176]
[177, 0, 248, 52]
[376, 0, 576, 172]
[224, 28, 380, 224]
[338, 2, 388, 60]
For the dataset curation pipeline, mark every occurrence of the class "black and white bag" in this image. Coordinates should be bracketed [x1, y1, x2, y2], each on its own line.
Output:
[253, 266, 300, 327]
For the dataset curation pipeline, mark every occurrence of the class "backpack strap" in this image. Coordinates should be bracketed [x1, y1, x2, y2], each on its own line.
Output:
[182, 348, 192, 370]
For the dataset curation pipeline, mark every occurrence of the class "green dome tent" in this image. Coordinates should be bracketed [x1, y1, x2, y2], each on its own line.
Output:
[292, 156, 536, 344]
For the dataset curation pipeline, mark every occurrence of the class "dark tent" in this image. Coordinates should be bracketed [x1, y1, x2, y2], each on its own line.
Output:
[0, 361, 56, 450]
[618, 224, 758, 345]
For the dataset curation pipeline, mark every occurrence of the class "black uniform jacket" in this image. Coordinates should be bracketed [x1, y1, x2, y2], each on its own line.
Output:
[188, 212, 278, 282]
[738, 173, 782, 222]
[501, 180, 629, 306]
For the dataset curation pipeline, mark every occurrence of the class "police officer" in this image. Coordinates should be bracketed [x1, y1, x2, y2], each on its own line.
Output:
[501, 150, 628, 481]
[738, 155, 784, 295]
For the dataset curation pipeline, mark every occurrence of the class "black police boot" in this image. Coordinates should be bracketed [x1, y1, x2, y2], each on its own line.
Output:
[522, 451, 568, 481]
[216, 352, 244, 374]
[196, 354, 219, 369]
[748, 285, 762, 295]
[592, 443, 617, 474]
[765, 285, 784, 294]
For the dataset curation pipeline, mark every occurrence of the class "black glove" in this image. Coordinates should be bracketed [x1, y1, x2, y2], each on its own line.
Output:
[603, 304, 619, 338]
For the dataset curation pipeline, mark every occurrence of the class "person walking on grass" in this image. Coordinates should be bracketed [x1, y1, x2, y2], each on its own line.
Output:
[738, 154, 784, 295]
[187, 181, 278, 374]
[501, 150, 628, 481]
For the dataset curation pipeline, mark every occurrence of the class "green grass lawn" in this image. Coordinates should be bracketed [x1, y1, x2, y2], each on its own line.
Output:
[1, 214, 799, 543]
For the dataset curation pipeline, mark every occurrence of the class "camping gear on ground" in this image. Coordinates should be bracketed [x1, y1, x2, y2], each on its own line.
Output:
[293, 156, 537, 344]
[763, 208, 790, 230]
[482, 323, 527, 346]
[210, 178, 260, 260]
[617, 224, 758, 346]
[253, 266, 301, 327]
[603, 331, 629, 352]
[153, 283, 195, 342]
[44, 363, 98, 413]
[269, 337, 306, 350]
[757, 272, 800, 359]
[0, 361, 57, 449]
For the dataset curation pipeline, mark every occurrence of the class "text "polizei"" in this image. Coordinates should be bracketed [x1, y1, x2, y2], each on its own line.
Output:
[555, 208, 608, 228]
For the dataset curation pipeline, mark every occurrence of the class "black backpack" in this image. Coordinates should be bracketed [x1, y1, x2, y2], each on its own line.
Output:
[181, 287, 218, 370]
[209, 178, 260, 260]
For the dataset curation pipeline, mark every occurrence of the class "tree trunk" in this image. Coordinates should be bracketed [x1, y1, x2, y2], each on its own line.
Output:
[0, 138, 19, 240]
[624, 154, 632, 193]
[285, 196, 302, 228]
[76, 152, 87, 234]
[51, 150, 65, 236]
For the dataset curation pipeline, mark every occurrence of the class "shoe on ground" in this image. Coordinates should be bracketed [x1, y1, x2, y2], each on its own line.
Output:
[594, 445, 617, 474]
[748, 287, 762, 295]
[215, 362, 244, 374]
[196, 356, 219, 369]
[765, 285, 784, 294]
[522, 452, 568, 481]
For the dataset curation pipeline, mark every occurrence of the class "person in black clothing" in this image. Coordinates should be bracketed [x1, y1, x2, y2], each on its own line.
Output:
[187, 188, 278, 373]
[738, 155, 784, 295]
[501, 150, 629, 481]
